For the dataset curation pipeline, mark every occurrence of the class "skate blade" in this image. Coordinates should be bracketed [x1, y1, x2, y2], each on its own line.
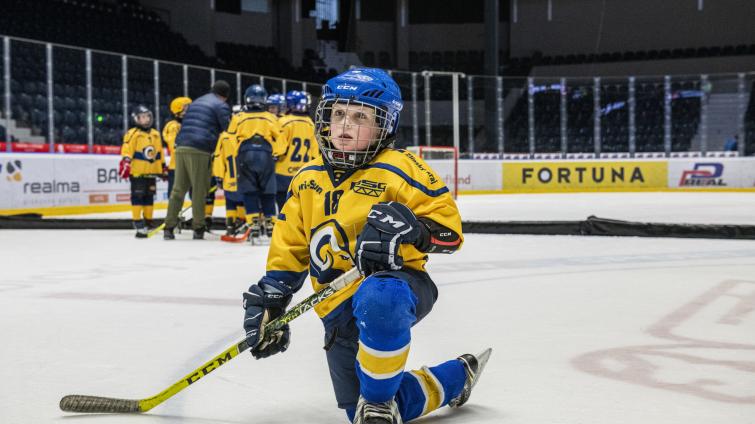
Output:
[470, 348, 492, 392]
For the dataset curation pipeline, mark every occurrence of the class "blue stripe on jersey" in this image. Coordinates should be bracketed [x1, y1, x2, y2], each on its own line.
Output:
[296, 163, 447, 197]
[266, 270, 308, 293]
[365, 163, 449, 197]
[277, 213, 286, 221]
[133, 152, 155, 162]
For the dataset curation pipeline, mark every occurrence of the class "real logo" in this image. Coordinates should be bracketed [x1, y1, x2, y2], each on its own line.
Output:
[336, 84, 358, 91]
[679, 163, 726, 186]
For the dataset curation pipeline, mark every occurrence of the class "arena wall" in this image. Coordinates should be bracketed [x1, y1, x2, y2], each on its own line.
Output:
[1, 154, 754, 215]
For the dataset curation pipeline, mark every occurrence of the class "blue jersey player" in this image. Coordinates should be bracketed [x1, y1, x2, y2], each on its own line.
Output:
[242, 68, 491, 424]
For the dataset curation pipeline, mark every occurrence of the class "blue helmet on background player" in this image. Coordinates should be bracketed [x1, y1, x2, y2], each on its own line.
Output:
[286, 90, 309, 114]
[243, 85, 267, 111]
[315, 68, 403, 169]
[266, 93, 286, 116]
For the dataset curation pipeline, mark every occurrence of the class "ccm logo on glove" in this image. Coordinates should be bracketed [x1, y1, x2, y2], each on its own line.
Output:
[367, 209, 406, 229]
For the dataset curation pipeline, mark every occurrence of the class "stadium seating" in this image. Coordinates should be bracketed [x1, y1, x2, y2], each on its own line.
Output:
[2, 0, 331, 145]
[502, 80, 701, 154]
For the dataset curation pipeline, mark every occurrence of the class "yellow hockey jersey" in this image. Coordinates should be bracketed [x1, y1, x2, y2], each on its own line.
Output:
[266, 148, 463, 328]
[212, 131, 239, 192]
[162, 119, 181, 170]
[121, 127, 164, 177]
[226, 110, 285, 157]
[275, 114, 319, 177]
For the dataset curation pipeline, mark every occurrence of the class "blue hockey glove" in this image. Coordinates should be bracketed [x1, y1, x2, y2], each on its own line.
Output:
[356, 202, 423, 276]
[242, 277, 293, 359]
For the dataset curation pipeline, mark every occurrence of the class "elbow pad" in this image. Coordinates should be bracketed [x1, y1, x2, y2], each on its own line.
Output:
[415, 217, 462, 254]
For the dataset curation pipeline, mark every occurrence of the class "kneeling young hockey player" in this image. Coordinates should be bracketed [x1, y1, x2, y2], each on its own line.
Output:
[242, 68, 491, 424]
[119, 105, 164, 238]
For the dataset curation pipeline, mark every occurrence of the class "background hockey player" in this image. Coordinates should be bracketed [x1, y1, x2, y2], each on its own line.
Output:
[162, 96, 192, 196]
[119, 105, 164, 238]
[242, 68, 491, 424]
[164, 81, 231, 240]
[212, 130, 245, 235]
[227, 84, 284, 240]
[274, 90, 318, 210]
[266, 93, 286, 117]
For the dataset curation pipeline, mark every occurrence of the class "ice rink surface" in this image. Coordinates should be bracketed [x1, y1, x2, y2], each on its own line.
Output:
[3, 193, 755, 423]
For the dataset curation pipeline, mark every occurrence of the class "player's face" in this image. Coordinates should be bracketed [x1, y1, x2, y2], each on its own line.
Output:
[136, 113, 152, 127]
[268, 105, 279, 115]
[329, 102, 379, 152]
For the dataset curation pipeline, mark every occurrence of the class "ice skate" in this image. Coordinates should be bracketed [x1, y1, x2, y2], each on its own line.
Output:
[352, 396, 402, 424]
[449, 348, 492, 408]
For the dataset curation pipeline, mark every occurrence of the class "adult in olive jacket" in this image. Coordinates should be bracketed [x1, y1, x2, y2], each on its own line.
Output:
[164, 81, 231, 239]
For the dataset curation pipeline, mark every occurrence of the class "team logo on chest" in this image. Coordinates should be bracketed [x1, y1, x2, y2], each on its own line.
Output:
[142, 145, 157, 161]
[309, 220, 354, 285]
[350, 179, 387, 197]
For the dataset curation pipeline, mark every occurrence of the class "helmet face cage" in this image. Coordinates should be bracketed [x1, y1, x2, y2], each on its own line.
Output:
[315, 98, 395, 169]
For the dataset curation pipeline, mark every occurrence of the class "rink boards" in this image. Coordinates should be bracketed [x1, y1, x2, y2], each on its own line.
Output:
[0, 153, 754, 215]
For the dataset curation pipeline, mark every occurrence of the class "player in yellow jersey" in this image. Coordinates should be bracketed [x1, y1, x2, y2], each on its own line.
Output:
[212, 131, 245, 235]
[119, 105, 165, 238]
[274, 90, 319, 210]
[241, 69, 491, 423]
[162, 96, 191, 196]
[226, 85, 285, 240]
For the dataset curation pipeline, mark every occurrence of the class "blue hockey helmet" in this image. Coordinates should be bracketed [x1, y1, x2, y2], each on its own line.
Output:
[314, 68, 403, 169]
[286, 90, 309, 113]
[243, 85, 267, 110]
[266, 93, 286, 115]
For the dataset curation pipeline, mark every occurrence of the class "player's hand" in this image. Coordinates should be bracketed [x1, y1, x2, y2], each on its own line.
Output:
[118, 157, 131, 179]
[242, 277, 293, 359]
[356, 202, 422, 276]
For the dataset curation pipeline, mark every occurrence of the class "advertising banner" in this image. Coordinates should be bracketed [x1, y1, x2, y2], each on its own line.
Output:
[0, 153, 169, 213]
[502, 161, 668, 192]
[668, 159, 755, 189]
[427, 160, 503, 193]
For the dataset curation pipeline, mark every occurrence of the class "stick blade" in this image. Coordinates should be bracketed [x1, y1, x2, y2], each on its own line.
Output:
[60, 395, 141, 413]
[146, 223, 165, 238]
[221, 228, 252, 243]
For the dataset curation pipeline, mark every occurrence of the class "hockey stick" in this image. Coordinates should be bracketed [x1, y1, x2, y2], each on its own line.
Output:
[59, 267, 361, 414]
[147, 186, 218, 238]
[220, 225, 253, 243]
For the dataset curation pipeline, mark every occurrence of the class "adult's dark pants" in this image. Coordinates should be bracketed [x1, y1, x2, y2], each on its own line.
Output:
[165, 146, 212, 230]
